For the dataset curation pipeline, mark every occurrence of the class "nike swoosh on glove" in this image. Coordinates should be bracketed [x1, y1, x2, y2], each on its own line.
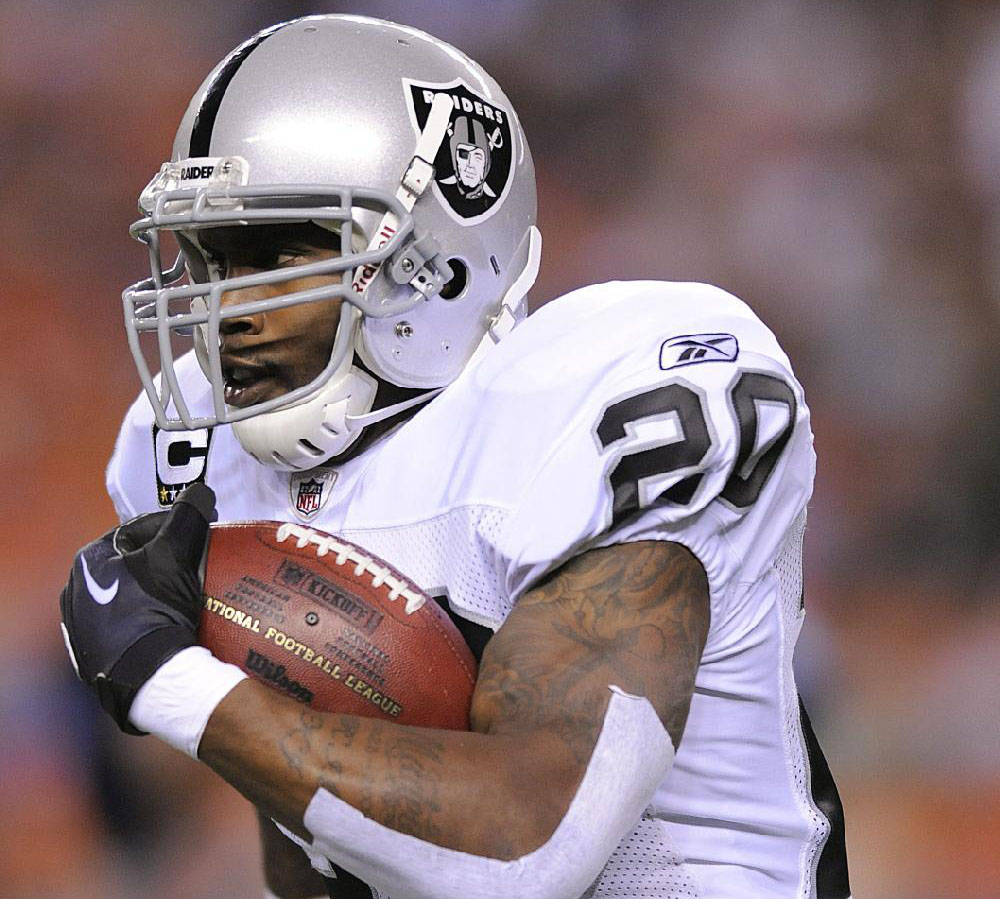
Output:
[60, 483, 217, 733]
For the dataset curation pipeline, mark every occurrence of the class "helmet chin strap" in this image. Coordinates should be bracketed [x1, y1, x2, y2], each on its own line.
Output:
[351, 91, 454, 296]
[344, 387, 444, 431]
[338, 94, 454, 439]
[488, 225, 541, 342]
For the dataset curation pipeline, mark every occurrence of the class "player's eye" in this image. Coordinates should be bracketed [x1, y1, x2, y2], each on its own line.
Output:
[273, 249, 306, 267]
[223, 248, 305, 272]
[457, 148, 470, 160]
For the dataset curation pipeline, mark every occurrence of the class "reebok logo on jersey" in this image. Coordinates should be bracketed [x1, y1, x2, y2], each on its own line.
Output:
[81, 555, 119, 605]
[659, 333, 739, 371]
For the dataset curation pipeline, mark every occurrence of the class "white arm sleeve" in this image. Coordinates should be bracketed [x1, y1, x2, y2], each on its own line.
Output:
[298, 687, 674, 899]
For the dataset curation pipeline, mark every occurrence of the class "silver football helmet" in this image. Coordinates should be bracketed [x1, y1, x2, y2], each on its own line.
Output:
[124, 14, 539, 470]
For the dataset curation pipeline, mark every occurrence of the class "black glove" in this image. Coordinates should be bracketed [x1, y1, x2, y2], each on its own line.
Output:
[60, 483, 217, 733]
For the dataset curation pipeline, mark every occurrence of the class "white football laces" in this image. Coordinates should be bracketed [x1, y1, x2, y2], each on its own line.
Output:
[275, 523, 427, 614]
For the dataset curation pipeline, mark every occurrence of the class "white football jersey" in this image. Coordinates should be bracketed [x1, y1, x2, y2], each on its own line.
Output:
[108, 280, 849, 899]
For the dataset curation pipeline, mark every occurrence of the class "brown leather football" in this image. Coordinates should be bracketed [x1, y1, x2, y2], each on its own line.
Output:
[198, 521, 477, 729]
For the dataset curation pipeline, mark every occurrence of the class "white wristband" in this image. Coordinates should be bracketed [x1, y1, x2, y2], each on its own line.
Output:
[129, 645, 247, 758]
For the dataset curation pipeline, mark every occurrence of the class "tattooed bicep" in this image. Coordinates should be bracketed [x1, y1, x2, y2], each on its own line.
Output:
[470, 541, 710, 753]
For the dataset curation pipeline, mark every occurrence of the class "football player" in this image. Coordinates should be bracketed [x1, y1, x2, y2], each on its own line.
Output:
[60, 15, 851, 899]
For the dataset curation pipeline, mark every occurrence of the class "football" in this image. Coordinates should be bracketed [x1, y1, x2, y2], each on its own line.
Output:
[198, 521, 477, 730]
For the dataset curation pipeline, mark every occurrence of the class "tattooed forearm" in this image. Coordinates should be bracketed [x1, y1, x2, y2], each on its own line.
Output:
[279, 711, 326, 780]
[347, 721, 447, 839]
[377, 735, 445, 838]
[270, 706, 454, 846]
[199, 540, 708, 859]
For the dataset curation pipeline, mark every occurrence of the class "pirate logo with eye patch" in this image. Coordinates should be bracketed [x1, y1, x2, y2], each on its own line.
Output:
[404, 78, 514, 223]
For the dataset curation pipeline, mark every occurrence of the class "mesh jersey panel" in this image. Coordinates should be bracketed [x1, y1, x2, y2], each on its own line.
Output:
[582, 814, 703, 898]
[773, 509, 805, 613]
[774, 511, 831, 893]
[341, 505, 511, 628]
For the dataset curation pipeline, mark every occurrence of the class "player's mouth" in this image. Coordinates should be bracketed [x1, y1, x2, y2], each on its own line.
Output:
[221, 355, 286, 409]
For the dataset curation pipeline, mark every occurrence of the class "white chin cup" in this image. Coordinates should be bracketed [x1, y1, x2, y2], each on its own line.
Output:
[297, 686, 675, 899]
[232, 363, 378, 471]
[196, 302, 377, 471]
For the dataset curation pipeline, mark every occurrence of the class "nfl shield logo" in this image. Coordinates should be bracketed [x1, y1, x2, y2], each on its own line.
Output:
[296, 479, 323, 516]
[289, 469, 337, 521]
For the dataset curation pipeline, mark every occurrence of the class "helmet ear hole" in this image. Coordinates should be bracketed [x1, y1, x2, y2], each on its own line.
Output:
[439, 258, 468, 300]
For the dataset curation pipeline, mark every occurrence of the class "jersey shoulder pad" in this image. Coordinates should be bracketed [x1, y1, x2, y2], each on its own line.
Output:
[473, 281, 813, 599]
[483, 279, 791, 390]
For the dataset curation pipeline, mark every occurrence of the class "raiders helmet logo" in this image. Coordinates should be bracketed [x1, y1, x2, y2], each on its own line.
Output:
[404, 79, 514, 223]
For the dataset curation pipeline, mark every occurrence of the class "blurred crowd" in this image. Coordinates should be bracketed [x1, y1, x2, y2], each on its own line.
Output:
[1, 1, 998, 897]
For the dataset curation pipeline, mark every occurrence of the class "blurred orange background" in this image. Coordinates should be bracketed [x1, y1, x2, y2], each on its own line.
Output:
[2, 2, 998, 897]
